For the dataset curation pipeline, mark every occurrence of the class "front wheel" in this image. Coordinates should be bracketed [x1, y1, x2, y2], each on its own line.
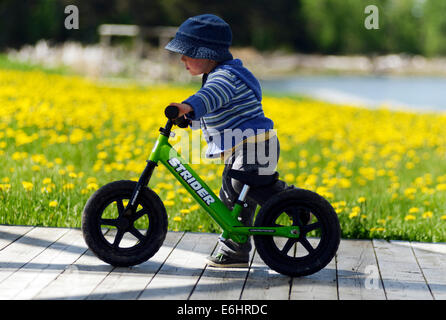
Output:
[82, 180, 168, 267]
[253, 188, 340, 277]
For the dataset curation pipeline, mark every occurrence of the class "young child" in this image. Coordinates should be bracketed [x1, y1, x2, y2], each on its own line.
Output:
[165, 14, 286, 268]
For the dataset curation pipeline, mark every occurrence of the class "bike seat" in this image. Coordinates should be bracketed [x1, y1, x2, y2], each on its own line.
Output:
[227, 169, 279, 188]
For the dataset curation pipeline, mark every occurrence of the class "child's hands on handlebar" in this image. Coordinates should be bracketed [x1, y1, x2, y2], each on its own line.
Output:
[168, 102, 193, 118]
[166, 103, 193, 128]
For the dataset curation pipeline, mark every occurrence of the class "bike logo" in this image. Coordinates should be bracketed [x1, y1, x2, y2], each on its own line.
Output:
[167, 158, 215, 205]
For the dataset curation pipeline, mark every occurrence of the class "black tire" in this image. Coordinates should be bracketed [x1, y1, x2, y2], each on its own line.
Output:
[253, 188, 340, 277]
[82, 180, 168, 267]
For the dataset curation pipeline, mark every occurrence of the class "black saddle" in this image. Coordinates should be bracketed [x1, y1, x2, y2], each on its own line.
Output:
[227, 169, 279, 188]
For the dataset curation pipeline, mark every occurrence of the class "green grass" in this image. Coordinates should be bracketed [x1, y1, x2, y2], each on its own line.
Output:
[0, 53, 72, 75]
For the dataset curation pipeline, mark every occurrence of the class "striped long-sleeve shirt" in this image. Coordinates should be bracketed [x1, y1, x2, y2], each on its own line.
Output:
[183, 59, 274, 158]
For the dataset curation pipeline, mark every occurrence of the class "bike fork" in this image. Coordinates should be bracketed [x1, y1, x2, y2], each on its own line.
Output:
[124, 160, 157, 216]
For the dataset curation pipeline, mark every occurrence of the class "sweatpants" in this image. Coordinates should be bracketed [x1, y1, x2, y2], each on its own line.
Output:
[216, 133, 287, 260]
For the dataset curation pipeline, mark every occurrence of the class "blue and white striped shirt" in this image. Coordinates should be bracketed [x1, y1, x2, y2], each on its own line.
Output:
[183, 59, 274, 158]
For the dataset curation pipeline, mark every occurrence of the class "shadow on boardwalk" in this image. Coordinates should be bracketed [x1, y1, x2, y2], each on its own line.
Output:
[0, 225, 445, 300]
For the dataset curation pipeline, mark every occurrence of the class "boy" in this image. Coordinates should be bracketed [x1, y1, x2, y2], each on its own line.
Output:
[165, 14, 286, 268]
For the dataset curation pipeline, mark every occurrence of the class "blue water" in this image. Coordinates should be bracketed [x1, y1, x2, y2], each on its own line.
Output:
[260, 75, 446, 112]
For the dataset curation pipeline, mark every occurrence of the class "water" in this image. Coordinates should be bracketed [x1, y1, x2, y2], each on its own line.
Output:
[260, 75, 446, 112]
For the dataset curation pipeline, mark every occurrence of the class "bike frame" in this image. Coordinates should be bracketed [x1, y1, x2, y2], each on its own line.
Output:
[125, 120, 300, 244]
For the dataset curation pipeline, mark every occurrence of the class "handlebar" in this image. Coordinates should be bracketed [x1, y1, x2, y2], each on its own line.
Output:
[164, 105, 180, 119]
[164, 105, 192, 128]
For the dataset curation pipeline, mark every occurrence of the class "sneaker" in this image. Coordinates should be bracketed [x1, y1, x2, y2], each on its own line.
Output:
[206, 253, 249, 268]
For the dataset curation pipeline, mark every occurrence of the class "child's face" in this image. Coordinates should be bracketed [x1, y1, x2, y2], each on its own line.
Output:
[181, 55, 216, 75]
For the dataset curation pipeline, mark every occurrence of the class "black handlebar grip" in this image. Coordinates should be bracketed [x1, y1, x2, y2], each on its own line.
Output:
[165, 105, 179, 119]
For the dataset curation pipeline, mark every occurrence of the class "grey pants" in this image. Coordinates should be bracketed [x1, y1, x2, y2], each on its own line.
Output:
[216, 134, 284, 260]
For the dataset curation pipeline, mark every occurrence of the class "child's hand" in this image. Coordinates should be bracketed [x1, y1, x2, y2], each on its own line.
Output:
[168, 103, 193, 118]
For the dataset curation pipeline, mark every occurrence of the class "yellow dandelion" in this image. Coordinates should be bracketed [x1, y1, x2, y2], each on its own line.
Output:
[22, 181, 33, 191]
[180, 209, 191, 214]
[0, 184, 11, 192]
[62, 183, 75, 190]
[404, 214, 416, 221]
[349, 212, 359, 219]
[173, 216, 182, 222]
[409, 207, 420, 214]
[86, 182, 99, 191]
[43, 178, 52, 184]
[49, 200, 58, 207]
[357, 196, 366, 203]
[164, 200, 175, 207]
[422, 211, 433, 219]
[182, 197, 192, 203]
[166, 191, 176, 200]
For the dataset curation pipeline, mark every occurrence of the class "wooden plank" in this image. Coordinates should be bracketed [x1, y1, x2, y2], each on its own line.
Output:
[189, 240, 254, 300]
[336, 239, 386, 300]
[373, 239, 433, 300]
[87, 231, 184, 300]
[241, 238, 292, 300]
[32, 231, 115, 300]
[410, 242, 446, 300]
[289, 238, 337, 300]
[0, 228, 87, 300]
[138, 232, 218, 300]
[0, 227, 69, 285]
[0, 225, 34, 250]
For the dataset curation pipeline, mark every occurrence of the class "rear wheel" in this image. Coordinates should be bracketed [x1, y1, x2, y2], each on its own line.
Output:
[253, 188, 340, 277]
[82, 180, 168, 267]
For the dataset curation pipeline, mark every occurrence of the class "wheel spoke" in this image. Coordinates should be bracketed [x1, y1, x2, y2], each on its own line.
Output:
[281, 238, 297, 255]
[128, 227, 145, 241]
[299, 237, 315, 254]
[286, 207, 306, 227]
[301, 221, 321, 234]
[116, 199, 125, 216]
[132, 208, 149, 222]
[100, 218, 118, 227]
[112, 229, 125, 248]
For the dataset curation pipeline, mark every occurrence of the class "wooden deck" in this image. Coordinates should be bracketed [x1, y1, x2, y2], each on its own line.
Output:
[0, 225, 445, 300]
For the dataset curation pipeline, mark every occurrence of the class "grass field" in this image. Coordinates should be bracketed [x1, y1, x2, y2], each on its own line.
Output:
[1, 65, 446, 242]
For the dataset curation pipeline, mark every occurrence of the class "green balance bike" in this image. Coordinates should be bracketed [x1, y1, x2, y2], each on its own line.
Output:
[82, 106, 341, 277]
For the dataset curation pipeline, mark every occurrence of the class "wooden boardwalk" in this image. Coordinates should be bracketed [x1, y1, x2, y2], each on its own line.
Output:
[0, 225, 445, 300]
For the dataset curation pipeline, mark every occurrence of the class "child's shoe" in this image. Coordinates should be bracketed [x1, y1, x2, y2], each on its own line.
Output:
[206, 253, 249, 268]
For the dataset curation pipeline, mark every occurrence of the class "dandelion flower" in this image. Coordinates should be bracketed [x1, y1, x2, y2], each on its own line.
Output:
[404, 214, 416, 221]
[349, 212, 359, 219]
[422, 211, 433, 219]
[164, 200, 174, 207]
[22, 181, 33, 191]
[49, 200, 58, 207]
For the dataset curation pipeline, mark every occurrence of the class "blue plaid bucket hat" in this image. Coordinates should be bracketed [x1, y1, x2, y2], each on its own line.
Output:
[165, 14, 233, 62]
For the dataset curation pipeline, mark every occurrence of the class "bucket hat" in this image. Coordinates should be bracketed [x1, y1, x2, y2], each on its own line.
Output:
[165, 14, 233, 62]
